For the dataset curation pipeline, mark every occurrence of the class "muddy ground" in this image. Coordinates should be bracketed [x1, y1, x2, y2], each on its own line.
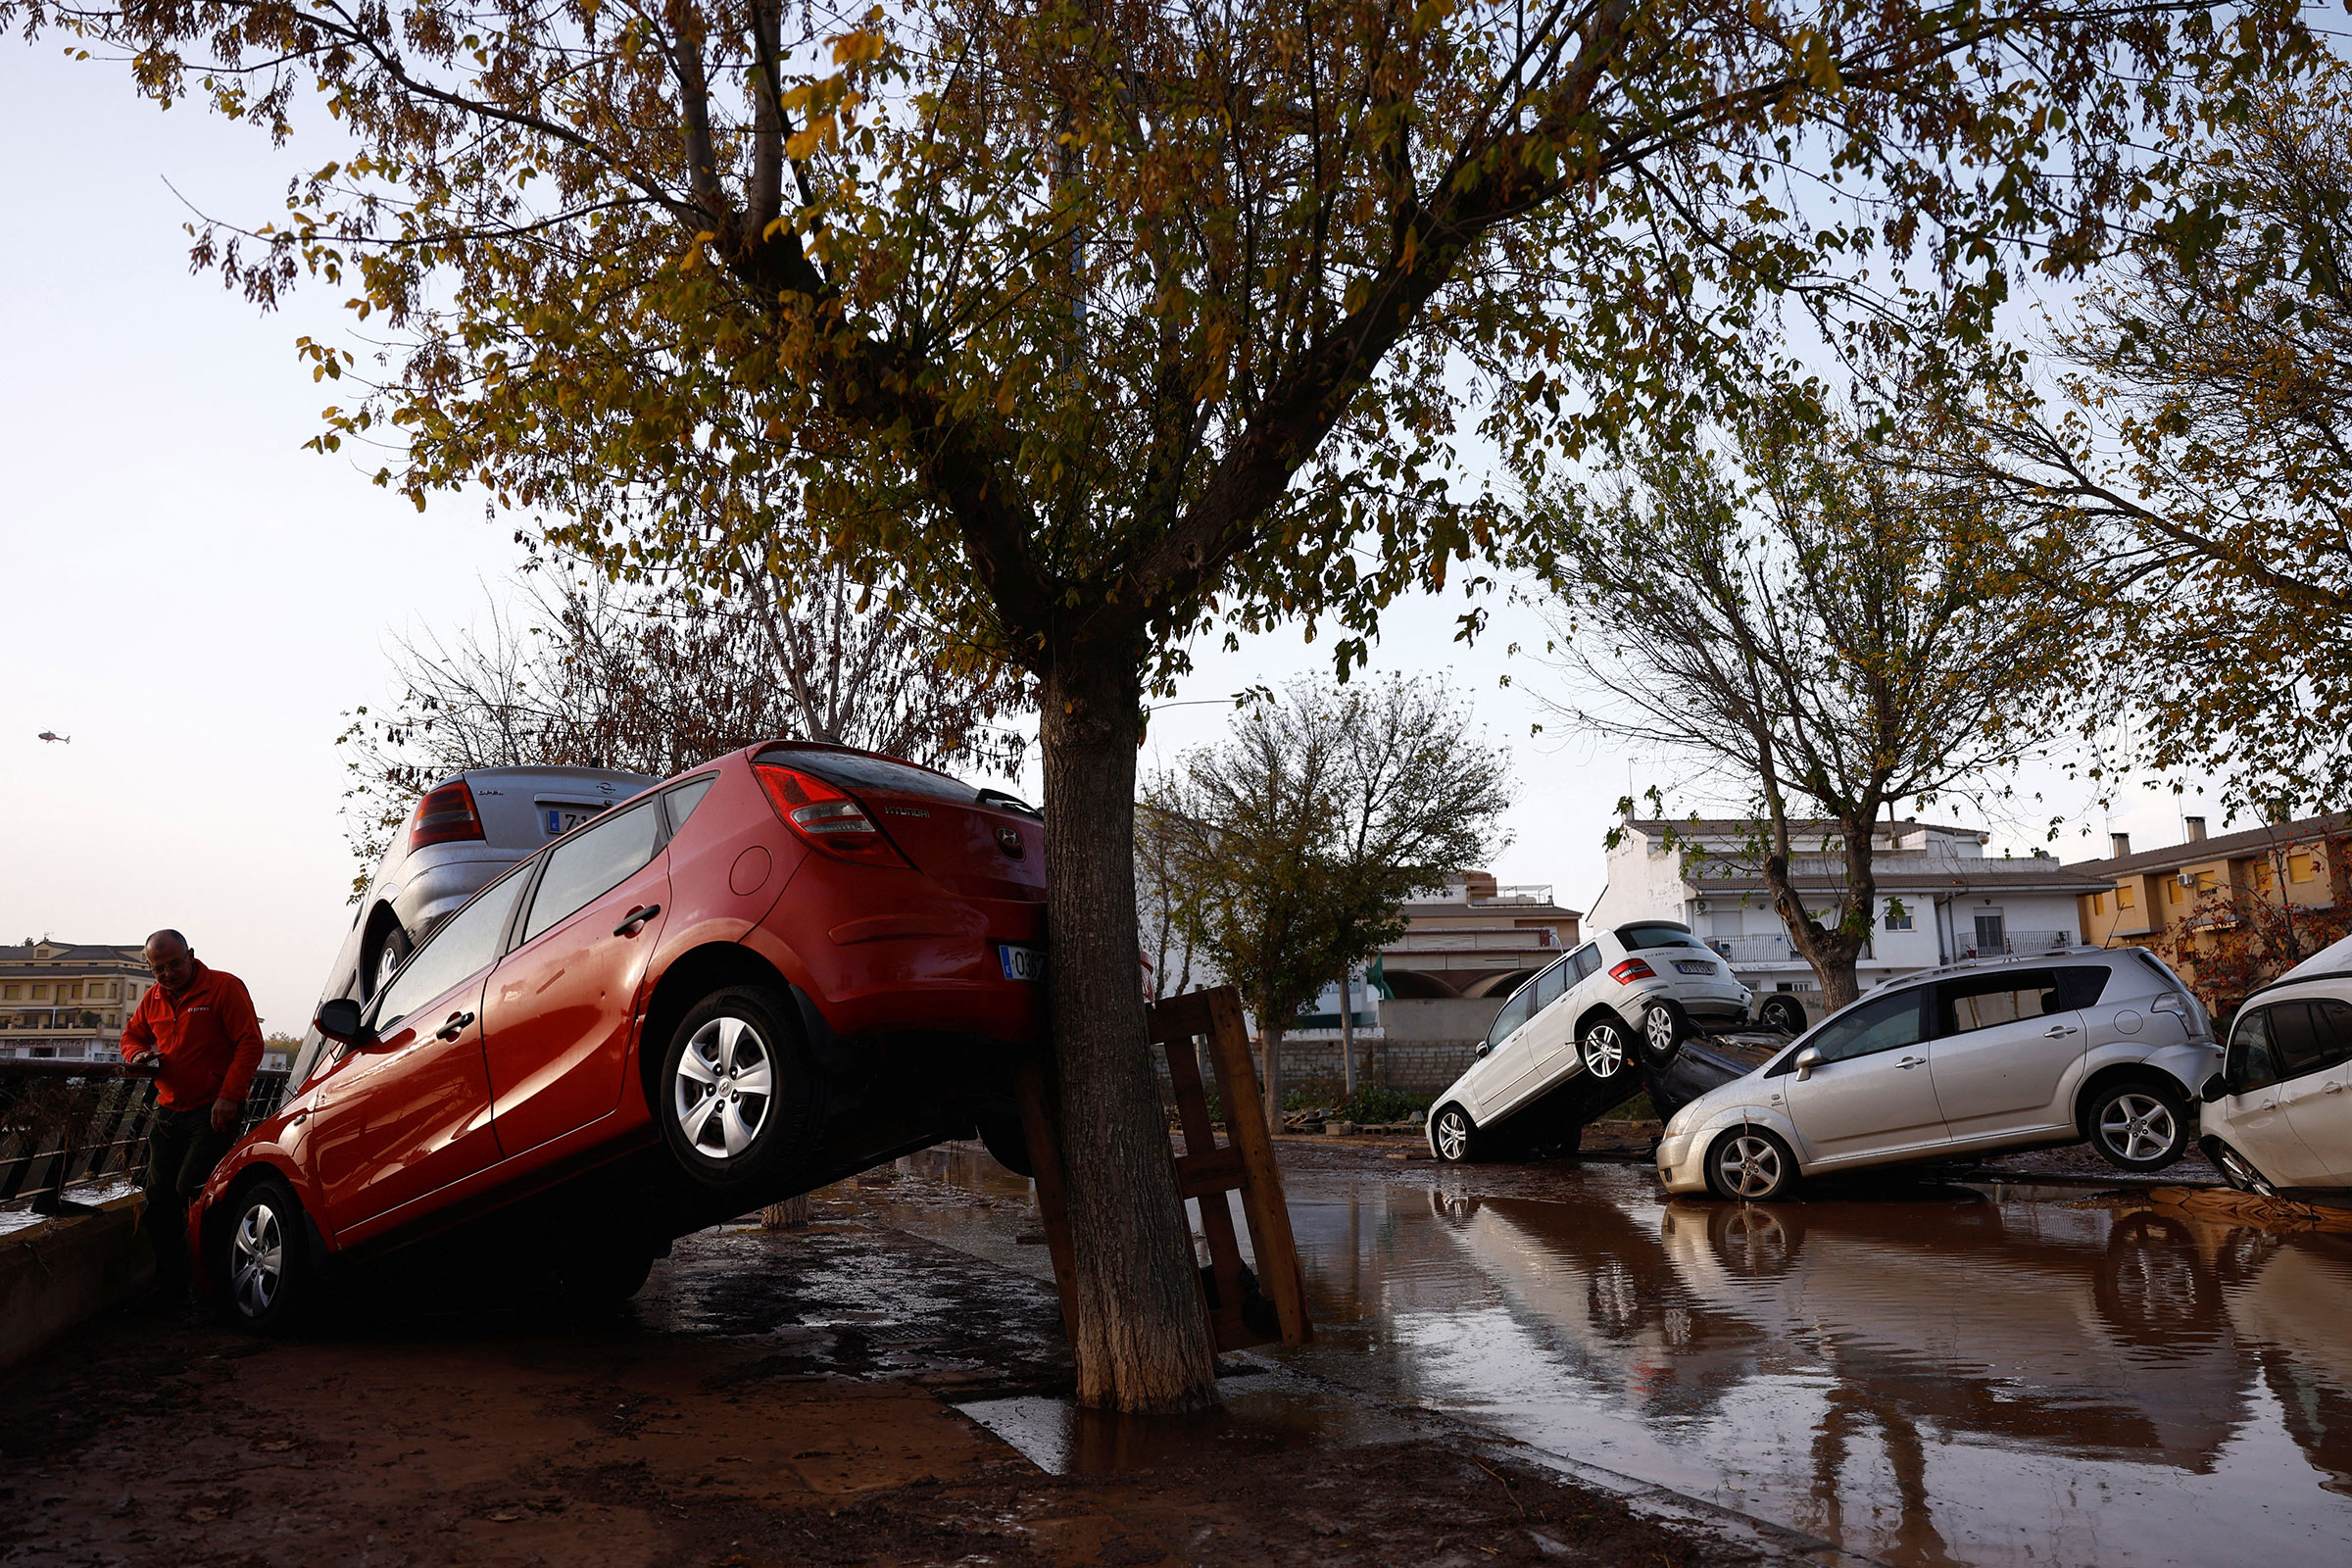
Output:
[0, 1187, 1788, 1568]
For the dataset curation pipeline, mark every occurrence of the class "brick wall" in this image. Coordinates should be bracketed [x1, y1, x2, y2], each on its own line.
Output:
[1156, 1034, 1482, 1102]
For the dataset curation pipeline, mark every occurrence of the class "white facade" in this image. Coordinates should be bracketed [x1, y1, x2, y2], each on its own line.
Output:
[1589, 819, 2105, 1002]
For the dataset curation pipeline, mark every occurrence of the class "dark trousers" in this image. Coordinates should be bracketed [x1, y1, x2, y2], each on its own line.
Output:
[142, 1106, 235, 1289]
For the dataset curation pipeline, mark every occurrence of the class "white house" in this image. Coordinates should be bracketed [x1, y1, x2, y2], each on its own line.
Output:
[1588, 818, 2108, 1010]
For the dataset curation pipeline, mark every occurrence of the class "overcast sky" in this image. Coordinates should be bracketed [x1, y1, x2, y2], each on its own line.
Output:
[0, 45, 2222, 1031]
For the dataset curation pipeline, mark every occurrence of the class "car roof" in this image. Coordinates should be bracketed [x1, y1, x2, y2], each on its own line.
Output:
[1874, 946, 2130, 990]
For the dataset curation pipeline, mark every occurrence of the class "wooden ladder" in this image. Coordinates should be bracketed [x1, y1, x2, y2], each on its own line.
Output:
[1015, 985, 1311, 1352]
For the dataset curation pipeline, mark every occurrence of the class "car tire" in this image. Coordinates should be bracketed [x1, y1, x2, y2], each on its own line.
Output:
[656, 986, 825, 1192]
[209, 1176, 318, 1336]
[2206, 1138, 2278, 1198]
[2084, 1080, 2192, 1173]
[1580, 1018, 1633, 1080]
[1703, 1125, 1799, 1201]
[1757, 995, 1805, 1035]
[978, 1112, 1034, 1178]
[1431, 1102, 1483, 1163]
[556, 1244, 656, 1309]
[367, 923, 413, 1001]
[1640, 1002, 1688, 1068]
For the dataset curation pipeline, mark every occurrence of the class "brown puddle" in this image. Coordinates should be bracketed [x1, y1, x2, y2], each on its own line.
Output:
[871, 1144, 2352, 1568]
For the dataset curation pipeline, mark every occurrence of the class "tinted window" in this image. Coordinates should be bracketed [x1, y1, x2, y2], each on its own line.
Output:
[663, 774, 718, 834]
[1937, 969, 2059, 1036]
[1572, 945, 1601, 980]
[522, 802, 662, 943]
[1531, 958, 1570, 1012]
[2264, 1000, 2350, 1080]
[2315, 997, 2352, 1068]
[1487, 987, 1536, 1051]
[758, 745, 978, 805]
[1616, 922, 1705, 952]
[374, 870, 529, 1029]
[2229, 1008, 2282, 1093]
[2053, 965, 2111, 1009]
[1807, 988, 1926, 1064]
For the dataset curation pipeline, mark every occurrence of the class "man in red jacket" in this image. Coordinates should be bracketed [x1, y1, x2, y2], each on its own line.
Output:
[121, 929, 265, 1294]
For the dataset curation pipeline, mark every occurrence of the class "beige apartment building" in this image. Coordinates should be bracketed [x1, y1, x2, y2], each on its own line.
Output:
[1375, 871, 1584, 1000]
[0, 940, 152, 1061]
[2069, 812, 2352, 1007]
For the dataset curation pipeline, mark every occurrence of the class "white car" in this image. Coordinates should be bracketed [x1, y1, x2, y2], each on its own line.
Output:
[2198, 968, 2352, 1194]
[1656, 948, 2219, 1200]
[1428, 921, 1753, 1161]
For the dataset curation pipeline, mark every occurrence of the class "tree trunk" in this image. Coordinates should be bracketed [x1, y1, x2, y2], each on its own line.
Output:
[1259, 1023, 1285, 1128]
[1039, 651, 1220, 1414]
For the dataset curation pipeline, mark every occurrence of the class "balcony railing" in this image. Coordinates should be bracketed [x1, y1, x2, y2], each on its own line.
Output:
[1709, 935, 1794, 963]
[0, 1062, 290, 1217]
[1953, 929, 2073, 960]
[1387, 928, 1558, 952]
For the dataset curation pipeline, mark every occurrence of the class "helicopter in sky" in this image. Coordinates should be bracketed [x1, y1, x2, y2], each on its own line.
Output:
[36, 732, 70, 744]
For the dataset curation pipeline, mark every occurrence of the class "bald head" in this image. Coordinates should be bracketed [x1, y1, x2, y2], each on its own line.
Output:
[144, 929, 197, 993]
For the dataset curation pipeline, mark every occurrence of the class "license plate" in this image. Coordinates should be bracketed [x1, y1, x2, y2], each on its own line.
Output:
[998, 944, 1045, 983]
[1674, 959, 1719, 976]
[542, 805, 604, 837]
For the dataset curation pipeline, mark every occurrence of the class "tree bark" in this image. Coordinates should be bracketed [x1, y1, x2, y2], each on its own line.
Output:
[1259, 1022, 1285, 1128]
[1039, 651, 1220, 1413]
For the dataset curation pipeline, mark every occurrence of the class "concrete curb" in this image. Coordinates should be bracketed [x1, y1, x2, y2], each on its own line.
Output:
[0, 1194, 155, 1374]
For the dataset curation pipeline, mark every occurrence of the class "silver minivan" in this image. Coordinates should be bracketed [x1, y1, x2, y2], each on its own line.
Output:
[1657, 948, 2219, 1200]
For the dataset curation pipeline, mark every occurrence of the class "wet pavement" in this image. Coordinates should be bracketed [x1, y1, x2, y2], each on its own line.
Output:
[865, 1140, 2352, 1568]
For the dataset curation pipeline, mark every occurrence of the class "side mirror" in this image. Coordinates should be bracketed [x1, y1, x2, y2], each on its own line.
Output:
[2200, 1072, 2230, 1104]
[315, 997, 370, 1048]
[1475, 1043, 1492, 1059]
[1793, 1046, 1823, 1082]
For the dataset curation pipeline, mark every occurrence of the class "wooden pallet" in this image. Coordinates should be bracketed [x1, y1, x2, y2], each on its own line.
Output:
[1016, 986, 1311, 1352]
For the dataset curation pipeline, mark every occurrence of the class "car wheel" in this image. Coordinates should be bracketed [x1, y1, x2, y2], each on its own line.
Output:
[657, 987, 824, 1191]
[1709, 1202, 1798, 1277]
[368, 924, 413, 1001]
[2208, 1139, 2278, 1198]
[1704, 1126, 1798, 1201]
[978, 1112, 1034, 1178]
[210, 1176, 317, 1336]
[1757, 995, 1805, 1035]
[2085, 1081, 2192, 1173]
[1640, 1002, 1688, 1067]
[1581, 1019, 1632, 1079]
[1431, 1102, 1482, 1163]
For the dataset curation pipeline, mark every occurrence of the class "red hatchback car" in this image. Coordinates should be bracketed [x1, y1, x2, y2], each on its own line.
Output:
[193, 742, 1047, 1330]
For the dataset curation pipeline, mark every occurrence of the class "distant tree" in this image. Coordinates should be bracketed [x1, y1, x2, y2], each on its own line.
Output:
[339, 560, 1025, 891]
[1145, 681, 1510, 1122]
[1531, 398, 2082, 1009]
[1918, 64, 2352, 820]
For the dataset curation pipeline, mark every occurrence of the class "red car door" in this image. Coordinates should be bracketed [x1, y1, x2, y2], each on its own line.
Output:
[481, 796, 672, 1158]
[309, 868, 529, 1235]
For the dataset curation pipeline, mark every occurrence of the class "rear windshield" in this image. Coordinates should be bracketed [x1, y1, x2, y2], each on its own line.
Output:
[758, 745, 979, 805]
[1616, 922, 1705, 952]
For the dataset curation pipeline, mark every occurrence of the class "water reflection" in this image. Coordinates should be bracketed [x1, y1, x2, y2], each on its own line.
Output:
[1280, 1166, 2352, 1567]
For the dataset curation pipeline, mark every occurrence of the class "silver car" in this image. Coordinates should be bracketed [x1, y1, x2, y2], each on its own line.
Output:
[1657, 947, 2219, 1200]
[293, 765, 657, 1076]
[1428, 920, 1754, 1161]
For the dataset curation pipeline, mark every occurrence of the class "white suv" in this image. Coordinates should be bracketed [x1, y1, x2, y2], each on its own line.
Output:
[2199, 966, 2352, 1194]
[1656, 947, 2219, 1200]
[1428, 921, 1753, 1161]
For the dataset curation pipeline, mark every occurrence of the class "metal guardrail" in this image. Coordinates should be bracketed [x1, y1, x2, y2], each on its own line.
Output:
[0, 1062, 290, 1217]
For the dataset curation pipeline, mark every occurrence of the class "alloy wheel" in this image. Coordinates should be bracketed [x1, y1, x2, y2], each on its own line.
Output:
[2098, 1092, 2178, 1164]
[2216, 1144, 2278, 1198]
[1713, 1132, 1784, 1200]
[1434, 1107, 1471, 1161]
[1582, 1023, 1628, 1078]
[1644, 1007, 1678, 1057]
[672, 1014, 775, 1160]
[230, 1200, 284, 1319]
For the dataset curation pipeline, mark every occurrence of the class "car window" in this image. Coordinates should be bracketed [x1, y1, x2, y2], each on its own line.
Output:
[2052, 965, 2112, 1009]
[1807, 988, 1926, 1065]
[522, 801, 662, 944]
[1936, 969, 2060, 1036]
[1571, 945, 1601, 980]
[757, 745, 979, 804]
[663, 773, 718, 834]
[2264, 1000, 2343, 1081]
[2229, 1008, 2282, 1093]
[1531, 958, 1570, 1012]
[2311, 996, 2352, 1069]
[1487, 987, 1536, 1051]
[1615, 922, 1705, 952]
[373, 869, 530, 1030]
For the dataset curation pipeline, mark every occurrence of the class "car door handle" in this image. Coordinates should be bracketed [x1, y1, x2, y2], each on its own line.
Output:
[2326, 1082, 2346, 1095]
[434, 1010, 475, 1041]
[1896, 1056, 1926, 1069]
[613, 904, 661, 937]
[2042, 1025, 2078, 1038]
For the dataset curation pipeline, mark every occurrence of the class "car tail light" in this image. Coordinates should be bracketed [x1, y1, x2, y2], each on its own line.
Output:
[409, 779, 485, 852]
[1608, 957, 1656, 983]
[754, 763, 908, 867]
